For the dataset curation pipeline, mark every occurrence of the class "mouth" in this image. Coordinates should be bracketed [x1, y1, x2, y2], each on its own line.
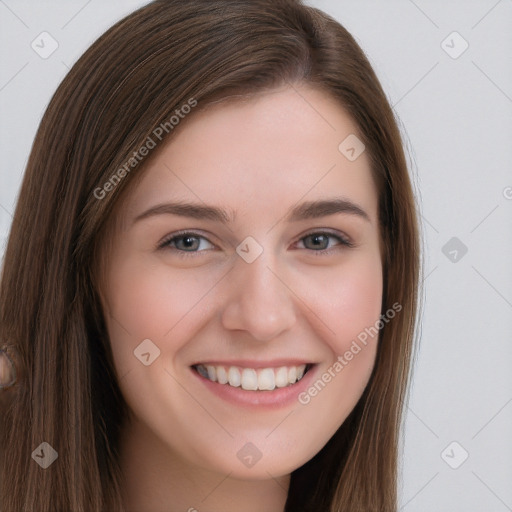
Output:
[192, 363, 313, 391]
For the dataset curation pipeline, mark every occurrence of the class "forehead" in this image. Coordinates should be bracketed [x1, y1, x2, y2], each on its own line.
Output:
[121, 84, 378, 226]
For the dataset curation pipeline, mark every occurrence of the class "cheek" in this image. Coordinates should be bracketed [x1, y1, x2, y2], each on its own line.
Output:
[295, 251, 383, 356]
[291, 254, 383, 443]
[335, 262, 383, 352]
[293, 251, 383, 411]
[103, 252, 220, 376]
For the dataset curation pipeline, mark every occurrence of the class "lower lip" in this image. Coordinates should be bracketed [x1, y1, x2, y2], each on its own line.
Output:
[190, 365, 317, 408]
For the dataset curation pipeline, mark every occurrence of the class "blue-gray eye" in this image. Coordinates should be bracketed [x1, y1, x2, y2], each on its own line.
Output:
[298, 232, 352, 251]
[159, 232, 214, 252]
[158, 230, 353, 256]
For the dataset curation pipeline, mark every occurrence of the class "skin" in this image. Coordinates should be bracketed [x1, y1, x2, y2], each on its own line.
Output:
[99, 83, 383, 512]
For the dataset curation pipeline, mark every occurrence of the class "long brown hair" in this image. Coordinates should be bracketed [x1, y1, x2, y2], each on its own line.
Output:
[0, 1, 421, 510]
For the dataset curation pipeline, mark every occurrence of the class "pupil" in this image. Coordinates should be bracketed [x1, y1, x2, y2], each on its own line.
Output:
[310, 234, 327, 249]
[182, 236, 197, 249]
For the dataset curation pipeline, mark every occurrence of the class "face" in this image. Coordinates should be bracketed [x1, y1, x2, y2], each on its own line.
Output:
[100, 84, 383, 479]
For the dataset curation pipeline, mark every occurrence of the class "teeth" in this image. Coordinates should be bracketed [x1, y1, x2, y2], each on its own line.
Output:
[228, 366, 241, 387]
[195, 363, 308, 391]
[206, 365, 217, 382]
[241, 369, 258, 390]
[258, 368, 275, 390]
[196, 365, 209, 379]
[275, 366, 289, 388]
[217, 366, 228, 384]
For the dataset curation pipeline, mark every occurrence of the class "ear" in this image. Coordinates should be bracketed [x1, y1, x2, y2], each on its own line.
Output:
[0, 347, 16, 390]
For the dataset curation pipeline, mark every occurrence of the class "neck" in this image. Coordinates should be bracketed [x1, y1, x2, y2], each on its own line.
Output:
[118, 416, 290, 512]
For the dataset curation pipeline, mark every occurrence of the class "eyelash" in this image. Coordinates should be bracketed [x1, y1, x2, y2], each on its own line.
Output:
[157, 229, 355, 258]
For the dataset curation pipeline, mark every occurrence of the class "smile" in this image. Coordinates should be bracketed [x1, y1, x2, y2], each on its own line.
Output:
[193, 363, 311, 391]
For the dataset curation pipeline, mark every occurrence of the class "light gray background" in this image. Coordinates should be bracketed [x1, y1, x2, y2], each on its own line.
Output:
[1, 1, 511, 511]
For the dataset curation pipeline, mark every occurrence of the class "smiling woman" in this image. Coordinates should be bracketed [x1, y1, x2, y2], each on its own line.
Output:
[0, 1, 421, 512]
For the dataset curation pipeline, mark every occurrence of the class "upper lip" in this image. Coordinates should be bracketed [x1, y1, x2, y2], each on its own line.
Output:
[191, 359, 315, 369]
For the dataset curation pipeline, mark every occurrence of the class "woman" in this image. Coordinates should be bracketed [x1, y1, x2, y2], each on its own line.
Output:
[0, 0, 421, 510]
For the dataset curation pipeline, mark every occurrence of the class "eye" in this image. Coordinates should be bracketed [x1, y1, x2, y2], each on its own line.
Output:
[296, 231, 354, 253]
[157, 229, 354, 258]
[158, 231, 215, 255]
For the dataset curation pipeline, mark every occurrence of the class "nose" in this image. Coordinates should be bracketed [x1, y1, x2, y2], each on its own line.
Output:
[220, 252, 296, 342]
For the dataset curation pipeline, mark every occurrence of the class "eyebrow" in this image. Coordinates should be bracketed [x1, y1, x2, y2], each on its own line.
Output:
[132, 197, 371, 226]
